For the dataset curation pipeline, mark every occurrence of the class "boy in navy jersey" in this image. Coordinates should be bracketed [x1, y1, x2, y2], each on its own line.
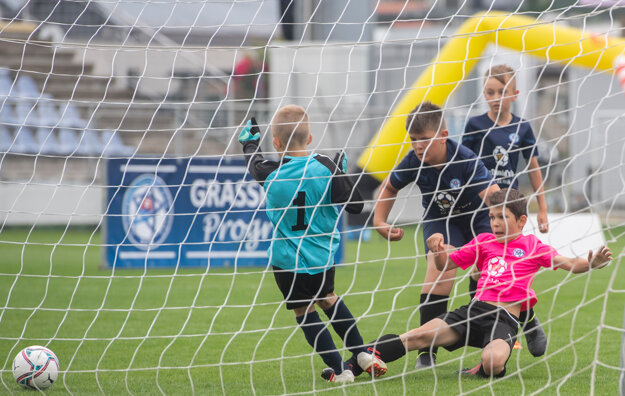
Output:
[239, 105, 385, 383]
[373, 101, 500, 368]
[463, 64, 549, 357]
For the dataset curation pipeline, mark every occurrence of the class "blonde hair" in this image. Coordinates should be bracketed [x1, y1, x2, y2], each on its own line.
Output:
[485, 64, 516, 90]
[271, 105, 310, 149]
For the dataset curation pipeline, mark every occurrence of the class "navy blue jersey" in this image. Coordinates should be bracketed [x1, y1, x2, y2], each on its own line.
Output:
[389, 139, 493, 220]
[462, 113, 538, 189]
[242, 140, 363, 274]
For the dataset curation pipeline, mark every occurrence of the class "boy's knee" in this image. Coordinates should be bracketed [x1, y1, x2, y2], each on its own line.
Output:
[316, 292, 338, 311]
[481, 346, 509, 376]
[402, 330, 430, 351]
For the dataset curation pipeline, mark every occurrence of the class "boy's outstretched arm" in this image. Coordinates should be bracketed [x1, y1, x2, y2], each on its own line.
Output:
[426, 233, 459, 272]
[553, 246, 612, 273]
[238, 117, 278, 184]
[527, 156, 549, 233]
[373, 177, 404, 241]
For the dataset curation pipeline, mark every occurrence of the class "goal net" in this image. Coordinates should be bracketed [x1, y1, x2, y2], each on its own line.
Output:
[0, 0, 624, 394]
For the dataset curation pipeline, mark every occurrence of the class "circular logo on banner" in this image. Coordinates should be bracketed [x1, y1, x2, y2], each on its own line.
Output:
[122, 174, 174, 250]
[449, 178, 462, 190]
[512, 248, 525, 258]
[493, 146, 509, 166]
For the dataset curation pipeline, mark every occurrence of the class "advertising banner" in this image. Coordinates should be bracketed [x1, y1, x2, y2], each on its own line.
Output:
[105, 157, 272, 268]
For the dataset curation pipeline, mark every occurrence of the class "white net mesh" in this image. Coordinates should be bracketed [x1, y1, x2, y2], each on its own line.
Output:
[0, 1, 624, 394]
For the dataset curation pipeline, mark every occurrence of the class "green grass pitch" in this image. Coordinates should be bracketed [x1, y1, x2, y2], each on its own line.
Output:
[0, 225, 623, 395]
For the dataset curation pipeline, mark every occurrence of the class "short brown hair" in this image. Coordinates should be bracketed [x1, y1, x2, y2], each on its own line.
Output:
[271, 105, 310, 149]
[485, 64, 516, 90]
[405, 101, 446, 136]
[489, 188, 527, 219]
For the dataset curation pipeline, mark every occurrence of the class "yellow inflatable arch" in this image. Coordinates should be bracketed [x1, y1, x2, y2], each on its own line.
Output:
[357, 11, 625, 182]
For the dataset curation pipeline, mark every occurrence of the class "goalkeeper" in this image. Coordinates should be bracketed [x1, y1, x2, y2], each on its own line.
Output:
[238, 105, 381, 384]
[358, 188, 612, 378]
[373, 101, 500, 368]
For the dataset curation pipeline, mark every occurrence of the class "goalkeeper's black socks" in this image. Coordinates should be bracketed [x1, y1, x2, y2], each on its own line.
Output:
[323, 299, 366, 355]
[369, 334, 406, 363]
[417, 293, 448, 361]
[296, 311, 345, 373]
[469, 277, 478, 300]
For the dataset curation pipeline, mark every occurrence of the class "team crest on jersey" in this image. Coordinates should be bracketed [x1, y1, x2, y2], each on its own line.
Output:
[508, 133, 520, 144]
[487, 257, 508, 277]
[449, 178, 462, 190]
[122, 174, 174, 250]
[434, 191, 455, 212]
[493, 146, 509, 166]
[512, 248, 525, 258]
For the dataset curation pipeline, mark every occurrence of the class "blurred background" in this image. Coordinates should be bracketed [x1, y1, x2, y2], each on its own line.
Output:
[0, 0, 624, 228]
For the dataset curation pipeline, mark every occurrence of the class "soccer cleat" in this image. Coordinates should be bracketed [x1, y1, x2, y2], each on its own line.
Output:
[357, 349, 387, 377]
[415, 351, 436, 369]
[513, 340, 522, 349]
[460, 362, 486, 377]
[524, 317, 547, 357]
[321, 368, 354, 383]
[344, 356, 364, 377]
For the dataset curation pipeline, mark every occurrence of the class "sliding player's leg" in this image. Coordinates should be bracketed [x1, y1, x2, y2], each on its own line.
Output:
[461, 339, 511, 378]
[357, 318, 461, 376]
[459, 302, 518, 378]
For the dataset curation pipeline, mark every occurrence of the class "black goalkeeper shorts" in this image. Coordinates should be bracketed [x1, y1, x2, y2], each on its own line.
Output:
[440, 300, 519, 352]
[272, 266, 335, 310]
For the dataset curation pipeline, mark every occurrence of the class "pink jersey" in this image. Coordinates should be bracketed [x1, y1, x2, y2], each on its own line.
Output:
[449, 233, 559, 309]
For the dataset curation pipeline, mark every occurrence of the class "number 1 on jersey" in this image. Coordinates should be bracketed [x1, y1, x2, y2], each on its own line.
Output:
[291, 191, 308, 231]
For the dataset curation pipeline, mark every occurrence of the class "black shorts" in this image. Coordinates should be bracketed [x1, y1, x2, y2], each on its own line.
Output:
[440, 301, 519, 352]
[422, 212, 491, 253]
[272, 266, 335, 310]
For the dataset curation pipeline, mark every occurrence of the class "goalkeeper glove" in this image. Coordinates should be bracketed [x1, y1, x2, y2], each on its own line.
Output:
[238, 117, 261, 143]
[333, 151, 347, 172]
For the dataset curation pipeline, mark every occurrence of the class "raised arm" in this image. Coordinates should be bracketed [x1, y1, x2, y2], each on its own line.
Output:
[238, 117, 278, 184]
[527, 156, 549, 233]
[553, 246, 612, 273]
[373, 176, 404, 241]
[426, 233, 459, 272]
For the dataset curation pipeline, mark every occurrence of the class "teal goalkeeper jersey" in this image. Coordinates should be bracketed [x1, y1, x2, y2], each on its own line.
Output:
[242, 141, 363, 274]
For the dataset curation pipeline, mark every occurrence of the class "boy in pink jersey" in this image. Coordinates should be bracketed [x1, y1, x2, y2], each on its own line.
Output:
[356, 188, 612, 378]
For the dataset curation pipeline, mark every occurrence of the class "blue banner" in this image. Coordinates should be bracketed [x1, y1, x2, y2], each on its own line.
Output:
[105, 157, 344, 268]
[105, 157, 272, 268]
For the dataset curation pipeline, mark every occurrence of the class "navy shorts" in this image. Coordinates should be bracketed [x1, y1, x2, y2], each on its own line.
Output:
[272, 266, 335, 310]
[422, 211, 491, 252]
[440, 301, 519, 352]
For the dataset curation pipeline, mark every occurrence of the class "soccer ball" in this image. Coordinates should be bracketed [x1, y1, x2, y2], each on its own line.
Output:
[13, 345, 59, 390]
